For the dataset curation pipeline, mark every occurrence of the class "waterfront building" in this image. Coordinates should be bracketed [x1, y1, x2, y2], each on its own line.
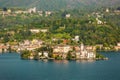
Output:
[0, 45, 8, 53]
[75, 51, 81, 59]
[52, 43, 96, 59]
[117, 43, 120, 46]
[74, 43, 96, 59]
[43, 52, 49, 58]
[17, 39, 43, 52]
[114, 42, 120, 51]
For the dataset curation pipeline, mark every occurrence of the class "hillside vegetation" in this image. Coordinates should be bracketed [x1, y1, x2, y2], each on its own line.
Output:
[0, 0, 120, 10]
[0, 9, 120, 47]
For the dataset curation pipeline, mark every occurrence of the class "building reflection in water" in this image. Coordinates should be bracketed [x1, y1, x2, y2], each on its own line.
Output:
[76, 59, 95, 63]
[53, 60, 69, 64]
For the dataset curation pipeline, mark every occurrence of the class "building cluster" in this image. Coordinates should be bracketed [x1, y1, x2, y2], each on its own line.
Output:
[30, 29, 48, 33]
[0, 39, 43, 53]
[96, 18, 104, 25]
[17, 39, 43, 52]
[90, 12, 107, 25]
[1, 37, 120, 59]
[51, 43, 96, 59]
[28, 43, 96, 60]
[0, 7, 72, 18]
[0, 7, 52, 17]
[0, 38, 96, 60]
[0, 43, 9, 53]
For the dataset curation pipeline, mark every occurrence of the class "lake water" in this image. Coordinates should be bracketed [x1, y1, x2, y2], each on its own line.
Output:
[0, 52, 120, 80]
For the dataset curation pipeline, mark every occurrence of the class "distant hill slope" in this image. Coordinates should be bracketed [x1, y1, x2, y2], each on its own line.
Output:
[0, 0, 120, 10]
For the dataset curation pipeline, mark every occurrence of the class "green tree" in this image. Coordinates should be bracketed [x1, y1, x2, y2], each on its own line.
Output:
[66, 51, 72, 60]
[21, 50, 31, 59]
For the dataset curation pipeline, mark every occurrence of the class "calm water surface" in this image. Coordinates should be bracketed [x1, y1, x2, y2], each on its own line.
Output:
[0, 52, 120, 80]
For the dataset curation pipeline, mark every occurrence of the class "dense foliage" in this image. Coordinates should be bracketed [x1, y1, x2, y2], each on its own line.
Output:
[0, 9, 120, 47]
[96, 53, 105, 59]
[21, 50, 31, 59]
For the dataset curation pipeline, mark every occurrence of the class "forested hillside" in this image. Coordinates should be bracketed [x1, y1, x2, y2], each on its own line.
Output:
[0, 0, 120, 10]
[0, 9, 120, 46]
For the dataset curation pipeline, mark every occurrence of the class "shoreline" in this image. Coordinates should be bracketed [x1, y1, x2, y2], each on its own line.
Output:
[21, 57, 108, 61]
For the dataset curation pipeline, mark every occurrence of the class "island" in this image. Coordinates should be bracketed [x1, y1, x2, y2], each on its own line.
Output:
[21, 43, 107, 60]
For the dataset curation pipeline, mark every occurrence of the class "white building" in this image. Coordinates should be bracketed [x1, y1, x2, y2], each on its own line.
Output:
[7, 9, 12, 13]
[75, 36, 79, 42]
[28, 7, 37, 13]
[63, 46, 72, 53]
[38, 11, 43, 16]
[76, 43, 96, 59]
[80, 43, 84, 51]
[117, 43, 120, 46]
[66, 14, 71, 18]
[53, 45, 72, 54]
[43, 52, 48, 57]
[24, 40, 31, 45]
[38, 52, 42, 56]
[40, 29, 48, 33]
[96, 18, 103, 24]
[87, 51, 96, 59]
[45, 11, 52, 17]
[30, 29, 40, 33]
[106, 8, 109, 13]
[15, 10, 26, 14]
